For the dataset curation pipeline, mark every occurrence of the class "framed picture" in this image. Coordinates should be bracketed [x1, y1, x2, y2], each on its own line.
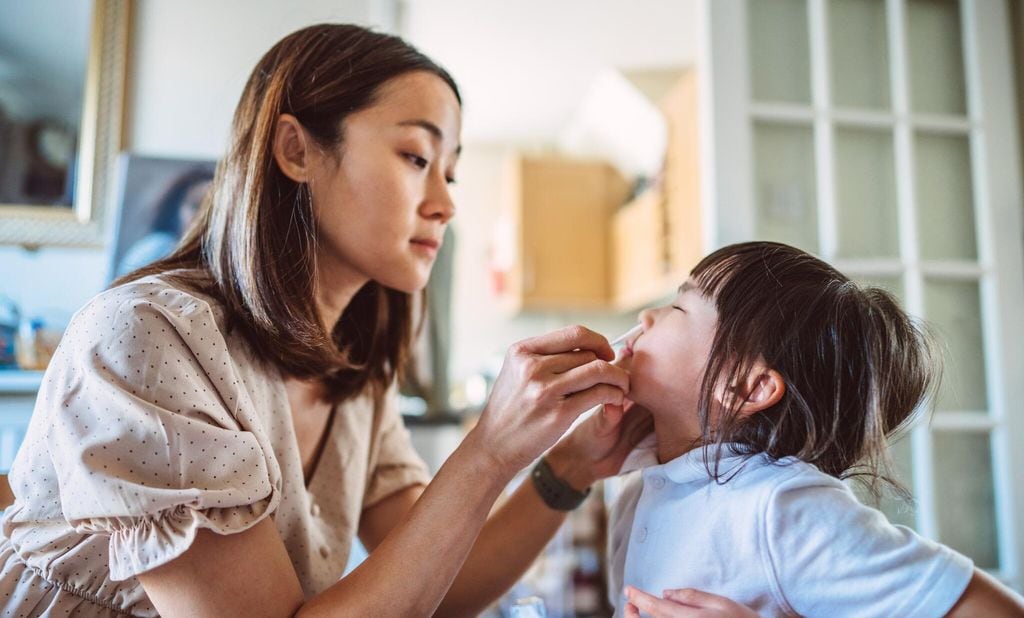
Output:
[106, 154, 216, 284]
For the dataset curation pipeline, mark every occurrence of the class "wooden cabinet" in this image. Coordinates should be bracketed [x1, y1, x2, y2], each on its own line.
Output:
[611, 69, 704, 310]
[498, 155, 630, 312]
[610, 188, 666, 309]
[497, 69, 703, 313]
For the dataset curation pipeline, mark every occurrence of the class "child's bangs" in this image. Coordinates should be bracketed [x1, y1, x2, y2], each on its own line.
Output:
[690, 243, 772, 304]
[690, 251, 742, 301]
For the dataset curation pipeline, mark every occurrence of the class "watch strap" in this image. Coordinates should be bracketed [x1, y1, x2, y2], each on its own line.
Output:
[531, 456, 591, 511]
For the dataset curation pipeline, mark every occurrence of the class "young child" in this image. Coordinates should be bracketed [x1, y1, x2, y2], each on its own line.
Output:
[607, 241, 1024, 617]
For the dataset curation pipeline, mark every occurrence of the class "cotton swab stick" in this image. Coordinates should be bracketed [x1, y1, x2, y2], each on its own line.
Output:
[609, 323, 643, 349]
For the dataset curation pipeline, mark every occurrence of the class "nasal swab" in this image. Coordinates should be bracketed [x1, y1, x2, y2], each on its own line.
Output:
[609, 323, 643, 349]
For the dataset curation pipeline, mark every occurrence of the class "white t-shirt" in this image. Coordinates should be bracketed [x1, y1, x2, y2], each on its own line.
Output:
[607, 438, 974, 617]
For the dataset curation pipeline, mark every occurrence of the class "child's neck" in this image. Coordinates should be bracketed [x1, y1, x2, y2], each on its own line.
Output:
[652, 416, 703, 464]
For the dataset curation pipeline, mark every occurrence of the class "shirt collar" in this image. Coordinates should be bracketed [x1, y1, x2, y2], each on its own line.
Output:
[618, 433, 659, 474]
[618, 438, 754, 485]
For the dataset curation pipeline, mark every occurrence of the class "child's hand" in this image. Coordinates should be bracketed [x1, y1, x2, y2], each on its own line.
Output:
[624, 586, 757, 618]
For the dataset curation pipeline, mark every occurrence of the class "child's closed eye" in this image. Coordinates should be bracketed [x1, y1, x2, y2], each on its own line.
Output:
[672, 305, 687, 313]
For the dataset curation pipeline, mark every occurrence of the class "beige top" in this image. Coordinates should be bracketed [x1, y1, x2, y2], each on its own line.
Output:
[0, 274, 430, 617]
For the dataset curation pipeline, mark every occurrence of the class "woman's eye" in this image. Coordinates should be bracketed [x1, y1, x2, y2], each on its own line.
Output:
[404, 153, 429, 169]
[445, 176, 457, 185]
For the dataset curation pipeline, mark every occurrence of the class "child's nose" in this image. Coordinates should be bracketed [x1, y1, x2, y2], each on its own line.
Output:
[638, 308, 656, 331]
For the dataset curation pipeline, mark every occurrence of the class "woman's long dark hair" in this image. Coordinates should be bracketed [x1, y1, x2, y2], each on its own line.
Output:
[117, 24, 460, 403]
[691, 241, 938, 503]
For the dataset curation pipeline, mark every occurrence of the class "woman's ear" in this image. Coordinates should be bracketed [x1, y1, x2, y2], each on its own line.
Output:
[273, 113, 312, 183]
[714, 362, 786, 418]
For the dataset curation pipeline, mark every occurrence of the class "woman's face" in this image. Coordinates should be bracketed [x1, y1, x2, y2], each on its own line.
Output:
[308, 71, 461, 294]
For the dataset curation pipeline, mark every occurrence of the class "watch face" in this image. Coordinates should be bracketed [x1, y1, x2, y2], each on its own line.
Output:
[35, 123, 75, 168]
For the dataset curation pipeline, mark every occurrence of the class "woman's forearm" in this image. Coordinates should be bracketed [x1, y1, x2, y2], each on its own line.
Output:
[434, 476, 567, 616]
[298, 432, 512, 617]
[436, 443, 598, 617]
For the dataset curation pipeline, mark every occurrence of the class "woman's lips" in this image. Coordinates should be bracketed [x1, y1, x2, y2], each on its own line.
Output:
[410, 238, 441, 254]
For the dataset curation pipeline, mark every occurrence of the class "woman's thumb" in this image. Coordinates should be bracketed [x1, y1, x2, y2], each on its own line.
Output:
[601, 403, 625, 429]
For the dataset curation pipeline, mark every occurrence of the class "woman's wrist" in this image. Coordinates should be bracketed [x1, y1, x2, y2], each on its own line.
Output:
[544, 439, 597, 492]
[459, 426, 521, 483]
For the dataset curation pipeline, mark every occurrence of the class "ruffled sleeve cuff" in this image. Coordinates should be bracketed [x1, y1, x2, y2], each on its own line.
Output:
[106, 496, 275, 581]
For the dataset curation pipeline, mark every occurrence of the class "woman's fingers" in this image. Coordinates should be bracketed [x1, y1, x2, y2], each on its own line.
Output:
[543, 350, 599, 374]
[514, 325, 614, 360]
[625, 602, 642, 618]
[553, 358, 630, 397]
[562, 384, 626, 414]
[470, 324, 631, 472]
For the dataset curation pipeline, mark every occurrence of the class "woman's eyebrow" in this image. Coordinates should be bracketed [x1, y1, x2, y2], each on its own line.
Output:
[396, 119, 462, 155]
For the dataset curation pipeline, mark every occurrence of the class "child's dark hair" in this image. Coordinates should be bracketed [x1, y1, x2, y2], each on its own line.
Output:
[693, 241, 937, 502]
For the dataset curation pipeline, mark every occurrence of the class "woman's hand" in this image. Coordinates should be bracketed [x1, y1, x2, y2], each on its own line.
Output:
[545, 397, 653, 490]
[468, 325, 630, 477]
[625, 586, 758, 618]
[545, 341, 652, 489]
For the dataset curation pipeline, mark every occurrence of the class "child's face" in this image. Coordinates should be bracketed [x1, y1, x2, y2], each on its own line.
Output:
[626, 280, 719, 438]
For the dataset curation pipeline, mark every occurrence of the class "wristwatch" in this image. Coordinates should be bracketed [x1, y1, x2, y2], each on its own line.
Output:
[531, 456, 591, 511]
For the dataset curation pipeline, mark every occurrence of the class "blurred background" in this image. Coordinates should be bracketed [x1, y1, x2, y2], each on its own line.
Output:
[0, 0, 1022, 615]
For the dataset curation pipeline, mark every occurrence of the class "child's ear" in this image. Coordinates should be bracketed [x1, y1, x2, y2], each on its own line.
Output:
[714, 362, 786, 418]
[272, 113, 313, 183]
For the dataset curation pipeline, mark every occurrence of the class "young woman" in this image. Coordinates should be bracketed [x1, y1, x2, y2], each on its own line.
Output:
[0, 25, 649, 616]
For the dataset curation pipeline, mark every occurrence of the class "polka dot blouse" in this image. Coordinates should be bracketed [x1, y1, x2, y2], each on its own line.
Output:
[0, 273, 430, 617]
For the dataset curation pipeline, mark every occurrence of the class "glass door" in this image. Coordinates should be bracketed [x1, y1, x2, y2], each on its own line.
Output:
[704, 0, 1024, 590]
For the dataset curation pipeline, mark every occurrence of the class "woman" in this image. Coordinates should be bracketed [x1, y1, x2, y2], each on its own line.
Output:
[0, 25, 646, 616]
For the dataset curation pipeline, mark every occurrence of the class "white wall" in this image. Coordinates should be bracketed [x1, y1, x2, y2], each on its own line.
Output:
[0, 246, 107, 320]
[401, 0, 698, 145]
[1, 0, 394, 321]
[128, 0, 396, 158]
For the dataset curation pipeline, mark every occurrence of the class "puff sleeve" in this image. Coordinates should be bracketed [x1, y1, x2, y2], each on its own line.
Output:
[39, 281, 283, 581]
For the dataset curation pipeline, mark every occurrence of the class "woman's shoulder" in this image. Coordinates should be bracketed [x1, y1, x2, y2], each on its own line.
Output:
[75, 270, 221, 331]
[54, 270, 239, 370]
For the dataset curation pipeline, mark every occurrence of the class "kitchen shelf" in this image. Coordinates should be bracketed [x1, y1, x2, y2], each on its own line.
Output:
[0, 370, 44, 395]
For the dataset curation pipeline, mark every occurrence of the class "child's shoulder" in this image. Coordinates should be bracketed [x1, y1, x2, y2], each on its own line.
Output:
[713, 451, 859, 514]
[717, 450, 846, 493]
[726, 453, 876, 530]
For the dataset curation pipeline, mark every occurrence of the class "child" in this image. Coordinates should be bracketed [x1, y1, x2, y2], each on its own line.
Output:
[607, 241, 1024, 617]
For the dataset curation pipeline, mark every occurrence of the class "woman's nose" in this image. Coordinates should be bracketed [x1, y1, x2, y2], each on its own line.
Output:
[422, 177, 455, 223]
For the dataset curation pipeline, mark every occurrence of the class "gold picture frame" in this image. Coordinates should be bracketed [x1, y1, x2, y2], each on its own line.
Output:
[0, 0, 130, 248]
